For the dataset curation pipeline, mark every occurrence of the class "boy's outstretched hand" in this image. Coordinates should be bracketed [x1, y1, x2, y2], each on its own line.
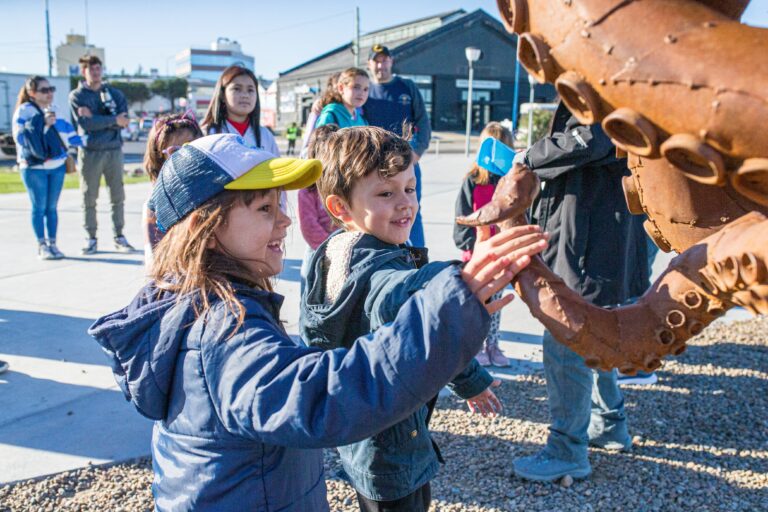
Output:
[467, 379, 503, 416]
[460, 224, 548, 314]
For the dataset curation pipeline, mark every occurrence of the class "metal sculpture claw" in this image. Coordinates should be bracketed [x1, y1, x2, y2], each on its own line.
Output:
[472, 0, 768, 369]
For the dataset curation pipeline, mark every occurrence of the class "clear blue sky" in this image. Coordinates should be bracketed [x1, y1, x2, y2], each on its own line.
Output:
[2, 0, 768, 79]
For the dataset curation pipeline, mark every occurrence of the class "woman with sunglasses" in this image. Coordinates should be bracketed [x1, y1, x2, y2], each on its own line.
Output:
[141, 111, 203, 266]
[12, 76, 82, 260]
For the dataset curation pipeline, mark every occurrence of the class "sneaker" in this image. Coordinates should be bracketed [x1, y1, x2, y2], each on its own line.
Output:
[82, 238, 98, 255]
[617, 371, 658, 386]
[0, 360, 8, 374]
[487, 345, 511, 367]
[475, 349, 491, 367]
[47, 241, 65, 260]
[114, 235, 135, 253]
[38, 242, 55, 260]
[513, 449, 591, 482]
[589, 434, 632, 452]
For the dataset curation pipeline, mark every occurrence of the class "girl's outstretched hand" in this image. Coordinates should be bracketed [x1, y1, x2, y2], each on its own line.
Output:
[461, 224, 548, 314]
[467, 379, 503, 416]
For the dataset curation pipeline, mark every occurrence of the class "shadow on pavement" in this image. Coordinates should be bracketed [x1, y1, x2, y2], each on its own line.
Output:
[63, 255, 144, 266]
[0, 309, 103, 365]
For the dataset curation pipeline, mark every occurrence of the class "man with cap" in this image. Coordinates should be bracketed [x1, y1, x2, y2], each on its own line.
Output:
[365, 44, 431, 248]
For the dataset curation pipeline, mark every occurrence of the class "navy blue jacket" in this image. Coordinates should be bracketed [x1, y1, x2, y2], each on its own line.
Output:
[69, 82, 127, 150]
[89, 266, 490, 511]
[13, 102, 66, 167]
[364, 76, 431, 157]
[300, 232, 493, 500]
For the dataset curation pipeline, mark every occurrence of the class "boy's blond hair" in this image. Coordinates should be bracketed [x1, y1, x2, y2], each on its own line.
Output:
[314, 126, 413, 226]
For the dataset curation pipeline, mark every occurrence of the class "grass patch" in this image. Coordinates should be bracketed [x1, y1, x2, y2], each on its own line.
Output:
[0, 171, 149, 194]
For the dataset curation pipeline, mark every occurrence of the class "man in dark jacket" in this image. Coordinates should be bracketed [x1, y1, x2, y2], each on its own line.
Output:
[69, 55, 134, 255]
[365, 44, 431, 248]
[512, 102, 650, 482]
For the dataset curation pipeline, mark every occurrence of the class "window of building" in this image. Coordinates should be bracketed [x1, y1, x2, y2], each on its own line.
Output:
[461, 90, 492, 102]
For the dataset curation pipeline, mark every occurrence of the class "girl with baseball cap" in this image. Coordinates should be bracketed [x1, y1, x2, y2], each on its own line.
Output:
[88, 133, 531, 511]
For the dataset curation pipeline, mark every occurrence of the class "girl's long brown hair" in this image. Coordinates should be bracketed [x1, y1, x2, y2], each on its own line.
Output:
[143, 113, 203, 182]
[15, 76, 47, 109]
[318, 67, 369, 110]
[201, 65, 262, 148]
[467, 121, 515, 185]
[150, 189, 275, 335]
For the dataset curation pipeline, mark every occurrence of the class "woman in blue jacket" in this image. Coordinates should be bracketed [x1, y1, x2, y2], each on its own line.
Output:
[12, 76, 81, 260]
[88, 133, 536, 511]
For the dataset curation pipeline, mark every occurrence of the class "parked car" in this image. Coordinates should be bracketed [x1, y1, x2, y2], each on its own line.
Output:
[139, 117, 154, 139]
[122, 119, 140, 142]
[0, 133, 16, 156]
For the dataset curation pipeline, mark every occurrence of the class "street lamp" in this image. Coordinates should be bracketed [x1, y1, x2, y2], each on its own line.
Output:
[527, 73, 536, 147]
[464, 47, 482, 157]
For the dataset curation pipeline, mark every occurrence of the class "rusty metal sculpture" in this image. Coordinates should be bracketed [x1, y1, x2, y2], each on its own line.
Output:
[458, 0, 768, 372]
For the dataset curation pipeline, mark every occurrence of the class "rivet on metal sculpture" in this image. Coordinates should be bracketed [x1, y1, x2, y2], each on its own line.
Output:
[458, 0, 768, 373]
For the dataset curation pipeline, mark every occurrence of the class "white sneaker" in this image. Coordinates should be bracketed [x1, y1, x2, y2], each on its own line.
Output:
[47, 241, 65, 260]
[38, 242, 55, 260]
[82, 238, 98, 255]
[114, 235, 136, 253]
[617, 371, 658, 386]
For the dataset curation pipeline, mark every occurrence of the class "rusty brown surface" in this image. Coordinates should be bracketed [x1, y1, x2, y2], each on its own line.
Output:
[457, 165, 768, 372]
[504, 0, 768, 207]
[476, 0, 768, 368]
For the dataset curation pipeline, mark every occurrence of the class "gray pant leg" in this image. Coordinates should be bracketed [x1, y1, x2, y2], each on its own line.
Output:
[101, 149, 125, 237]
[79, 149, 102, 238]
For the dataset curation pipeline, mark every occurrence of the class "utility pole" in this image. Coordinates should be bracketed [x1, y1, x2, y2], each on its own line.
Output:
[84, 0, 90, 45]
[354, 7, 361, 67]
[45, 0, 53, 76]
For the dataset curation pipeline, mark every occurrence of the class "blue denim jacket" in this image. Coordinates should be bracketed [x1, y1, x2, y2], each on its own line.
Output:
[300, 232, 493, 500]
[89, 268, 491, 511]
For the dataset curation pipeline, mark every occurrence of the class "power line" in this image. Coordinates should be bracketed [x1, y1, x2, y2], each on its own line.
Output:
[234, 9, 353, 39]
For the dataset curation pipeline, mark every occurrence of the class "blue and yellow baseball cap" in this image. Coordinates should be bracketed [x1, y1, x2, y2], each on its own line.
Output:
[149, 133, 322, 232]
[368, 44, 392, 60]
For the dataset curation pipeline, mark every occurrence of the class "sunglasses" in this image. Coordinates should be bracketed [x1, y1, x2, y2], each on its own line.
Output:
[38, 86, 56, 94]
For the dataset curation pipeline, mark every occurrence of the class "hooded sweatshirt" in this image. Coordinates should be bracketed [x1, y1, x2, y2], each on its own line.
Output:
[316, 102, 367, 128]
[89, 267, 490, 511]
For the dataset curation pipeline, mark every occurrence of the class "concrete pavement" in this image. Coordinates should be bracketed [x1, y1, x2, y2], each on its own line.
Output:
[0, 149, 739, 484]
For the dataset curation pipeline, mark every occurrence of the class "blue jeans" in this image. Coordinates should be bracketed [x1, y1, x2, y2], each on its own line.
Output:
[408, 163, 425, 248]
[542, 330, 628, 462]
[21, 165, 66, 241]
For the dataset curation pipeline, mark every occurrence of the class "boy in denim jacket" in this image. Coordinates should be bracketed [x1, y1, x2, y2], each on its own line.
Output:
[300, 125, 547, 511]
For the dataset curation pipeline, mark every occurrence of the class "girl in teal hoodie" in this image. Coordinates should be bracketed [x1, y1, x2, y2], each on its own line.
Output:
[316, 67, 369, 128]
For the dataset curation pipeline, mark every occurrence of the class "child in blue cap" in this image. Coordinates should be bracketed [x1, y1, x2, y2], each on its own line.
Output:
[88, 133, 541, 511]
[455, 122, 518, 367]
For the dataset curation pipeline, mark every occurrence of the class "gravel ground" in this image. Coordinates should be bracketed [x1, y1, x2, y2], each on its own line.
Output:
[1, 317, 766, 512]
